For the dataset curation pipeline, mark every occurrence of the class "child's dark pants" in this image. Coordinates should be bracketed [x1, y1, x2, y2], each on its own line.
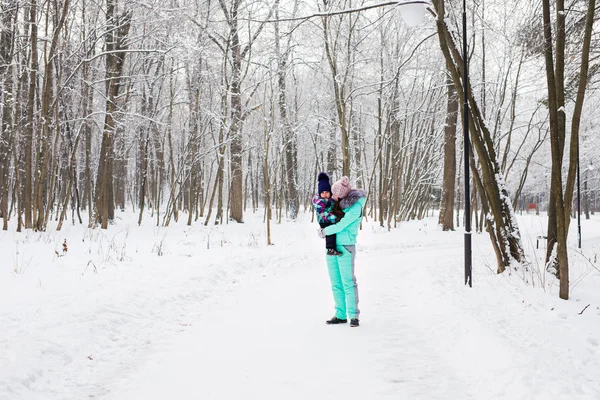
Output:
[319, 221, 337, 250]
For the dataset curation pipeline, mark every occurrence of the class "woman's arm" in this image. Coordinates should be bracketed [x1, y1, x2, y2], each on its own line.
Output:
[323, 202, 361, 235]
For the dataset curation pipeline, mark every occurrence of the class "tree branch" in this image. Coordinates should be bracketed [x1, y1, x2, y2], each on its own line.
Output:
[212, 0, 433, 24]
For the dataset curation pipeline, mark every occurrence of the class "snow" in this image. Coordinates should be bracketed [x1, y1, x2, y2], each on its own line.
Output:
[1, 211, 600, 399]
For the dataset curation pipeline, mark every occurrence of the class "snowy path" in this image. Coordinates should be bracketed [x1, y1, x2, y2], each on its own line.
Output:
[107, 237, 600, 399]
[2, 216, 600, 400]
[108, 246, 470, 400]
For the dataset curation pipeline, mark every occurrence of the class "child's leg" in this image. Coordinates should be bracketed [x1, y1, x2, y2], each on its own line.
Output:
[319, 222, 333, 249]
[326, 234, 341, 255]
[325, 233, 336, 250]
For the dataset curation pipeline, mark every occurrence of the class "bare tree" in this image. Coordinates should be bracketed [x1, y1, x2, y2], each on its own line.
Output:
[23, 0, 40, 229]
[439, 77, 458, 230]
[33, 0, 71, 231]
[542, 0, 596, 299]
[211, 0, 275, 223]
[0, 0, 18, 231]
[274, 0, 300, 220]
[433, 0, 526, 272]
[95, 1, 132, 229]
[320, 0, 359, 177]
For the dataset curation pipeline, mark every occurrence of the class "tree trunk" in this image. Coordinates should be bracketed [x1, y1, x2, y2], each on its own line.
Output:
[187, 64, 201, 226]
[0, 0, 17, 230]
[138, 125, 150, 226]
[541, 0, 569, 299]
[57, 116, 83, 231]
[321, 5, 351, 177]
[24, 0, 39, 229]
[166, 61, 179, 223]
[33, 0, 70, 231]
[95, 2, 131, 229]
[264, 128, 272, 245]
[439, 77, 458, 230]
[229, 1, 244, 223]
[584, 179, 589, 219]
[274, 7, 299, 220]
[205, 119, 227, 226]
[563, 0, 595, 228]
[81, 4, 95, 227]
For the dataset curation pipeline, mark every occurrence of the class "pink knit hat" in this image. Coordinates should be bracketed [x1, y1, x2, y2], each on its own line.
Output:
[331, 176, 352, 199]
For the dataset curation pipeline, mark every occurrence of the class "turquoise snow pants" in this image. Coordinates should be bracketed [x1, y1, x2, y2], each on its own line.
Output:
[326, 245, 360, 320]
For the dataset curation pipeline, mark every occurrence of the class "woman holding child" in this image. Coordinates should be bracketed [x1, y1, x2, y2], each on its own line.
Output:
[313, 174, 366, 328]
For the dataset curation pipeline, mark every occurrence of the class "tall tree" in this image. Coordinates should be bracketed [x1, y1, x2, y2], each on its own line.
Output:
[433, 0, 526, 272]
[320, 0, 359, 177]
[274, 0, 300, 219]
[95, 1, 131, 229]
[0, 0, 17, 230]
[33, 0, 70, 231]
[214, 0, 274, 223]
[24, 0, 39, 229]
[542, 0, 596, 299]
[439, 77, 458, 230]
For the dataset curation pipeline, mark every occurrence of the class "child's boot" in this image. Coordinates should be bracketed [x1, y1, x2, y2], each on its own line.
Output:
[328, 248, 342, 256]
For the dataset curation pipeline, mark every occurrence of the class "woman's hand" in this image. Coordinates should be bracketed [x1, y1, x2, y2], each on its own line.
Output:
[317, 228, 326, 239]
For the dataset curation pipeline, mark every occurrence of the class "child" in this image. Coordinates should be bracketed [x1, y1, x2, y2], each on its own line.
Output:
[312, 172, 343, 256]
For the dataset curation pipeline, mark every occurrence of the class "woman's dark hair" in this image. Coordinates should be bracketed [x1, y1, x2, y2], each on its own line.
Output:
[332, 201, 345, 220]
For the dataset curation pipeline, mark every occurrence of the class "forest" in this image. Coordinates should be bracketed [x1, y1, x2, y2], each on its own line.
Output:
[0, 0, 599, 300]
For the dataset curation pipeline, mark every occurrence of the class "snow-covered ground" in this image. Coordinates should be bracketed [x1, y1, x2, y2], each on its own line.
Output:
[1, 210, 599, 400]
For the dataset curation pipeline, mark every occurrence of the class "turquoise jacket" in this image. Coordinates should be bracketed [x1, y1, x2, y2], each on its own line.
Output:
[323, 191, 366, 245]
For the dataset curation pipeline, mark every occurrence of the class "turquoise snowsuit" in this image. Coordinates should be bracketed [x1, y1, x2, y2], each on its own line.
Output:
[322, 190, 366, 320]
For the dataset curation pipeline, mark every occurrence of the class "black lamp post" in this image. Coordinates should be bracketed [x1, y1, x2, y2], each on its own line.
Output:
[463, 0, 472, 287]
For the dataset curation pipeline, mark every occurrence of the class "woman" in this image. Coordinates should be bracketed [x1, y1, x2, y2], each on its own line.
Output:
[317, 176, 366, 328]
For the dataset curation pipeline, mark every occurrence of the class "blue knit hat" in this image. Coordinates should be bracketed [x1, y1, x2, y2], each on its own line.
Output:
[317, 172, 332, 195]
